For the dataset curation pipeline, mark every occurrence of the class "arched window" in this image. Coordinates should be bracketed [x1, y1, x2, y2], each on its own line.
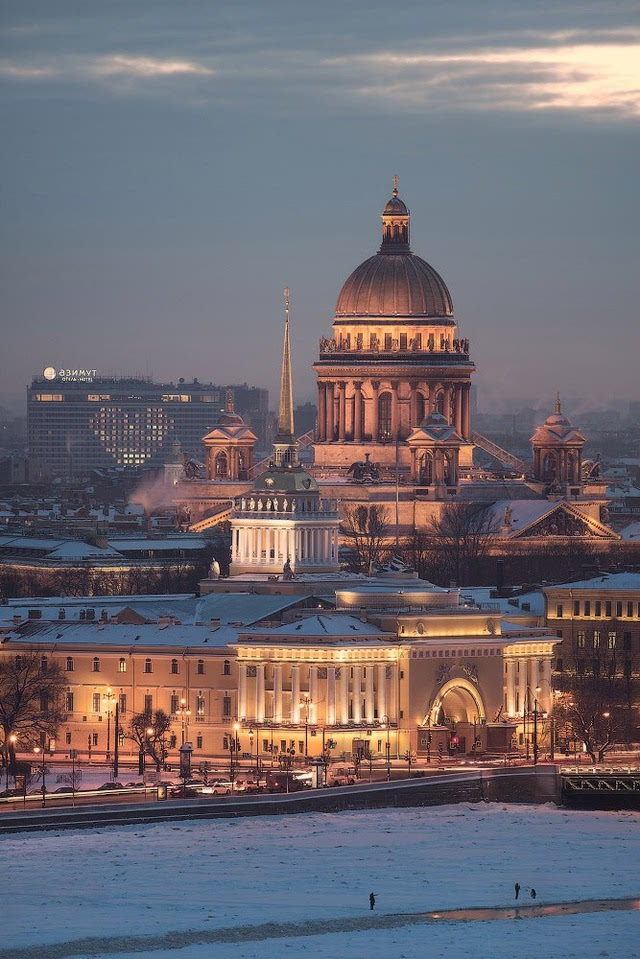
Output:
[40, 656, 48, 672]
[66, 656, 74, 672]
[118, 657, 127, 673]
[92, 657, 100, 673]
[378, 392, 392, 440]
[144, 658, 153, 674]
[543, 452, 557, 481]
[436, 392, 445, 416]
[215, 452, 228, 479]
[223, 659, 231, 676]
[171, 658, 179, 675]
[419, 453, 433, 486]
[444, 452, 456, 486]
[197, 659, 205, 675]
[416, 393, 426, 426]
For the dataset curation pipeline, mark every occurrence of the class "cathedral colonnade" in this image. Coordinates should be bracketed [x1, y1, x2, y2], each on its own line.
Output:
[316, 379, 471, 443]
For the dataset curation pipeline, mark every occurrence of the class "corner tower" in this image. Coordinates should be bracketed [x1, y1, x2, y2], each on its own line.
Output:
[313, 181, 475, 477]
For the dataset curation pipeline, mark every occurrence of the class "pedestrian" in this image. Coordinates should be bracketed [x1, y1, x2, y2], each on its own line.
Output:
[514, 883, 520, 900]
[369, 892, 376, 911]
[530, 888, 537, 900]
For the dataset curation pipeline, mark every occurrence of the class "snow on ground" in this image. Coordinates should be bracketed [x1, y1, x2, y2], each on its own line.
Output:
[3, 803, 639, 959]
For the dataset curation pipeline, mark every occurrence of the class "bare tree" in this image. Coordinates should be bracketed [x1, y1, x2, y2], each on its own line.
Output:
[0, 651, 68, 764]
[341, 504, 390, 572]
[127, 709, 173, 771]
[554, 681, 625, 763]
[425, 503, 499, 586]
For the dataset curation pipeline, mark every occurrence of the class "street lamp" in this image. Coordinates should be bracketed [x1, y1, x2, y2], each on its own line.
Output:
[381, 715, 391, 781]
[300, 694, 312, 759]
[33, 745, 46, 807]
[176, 698, 191, 745]
[102, 687, 116, 765]
[5, 734, 17, 790]
[229, 723, 240, 790]
[248, 728, 255, 777]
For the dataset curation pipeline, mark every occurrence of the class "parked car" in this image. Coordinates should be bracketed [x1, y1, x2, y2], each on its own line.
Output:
[53, 786, 75, 794]
[236, 778, 263, 793]
[209, 779, 233, 795]
[96, 781, 124, 791]
[265, 771, 306, 793]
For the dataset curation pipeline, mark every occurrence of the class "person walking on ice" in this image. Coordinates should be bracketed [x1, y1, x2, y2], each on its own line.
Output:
[514, 883, 520, 900]
[530, 888, 537, 900]
[369, 892, 376, 910]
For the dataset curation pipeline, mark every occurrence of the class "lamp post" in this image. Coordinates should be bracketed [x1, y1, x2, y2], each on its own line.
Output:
[381, 715, 391, 781]
[248, 728, 255, 778]
[300, 694, 312, 759]
[533, 697, 539, 766]
[177, 698, 191, 745]
[229, 723, 240, 791]
[33, 745, 46, 807]
[103, 687, 115, 764]
[6, 734, 17, 789]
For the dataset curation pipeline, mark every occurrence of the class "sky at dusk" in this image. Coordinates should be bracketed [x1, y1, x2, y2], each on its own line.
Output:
[1, 0, 639, 415]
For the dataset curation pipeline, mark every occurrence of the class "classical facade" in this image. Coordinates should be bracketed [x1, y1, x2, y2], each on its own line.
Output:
[2, 568, 559, 765]
[203, 394, 257, 481]
[313, 184, 474, 473]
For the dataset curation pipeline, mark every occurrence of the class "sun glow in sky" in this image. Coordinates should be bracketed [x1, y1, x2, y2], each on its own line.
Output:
[1, 2, 638, 411]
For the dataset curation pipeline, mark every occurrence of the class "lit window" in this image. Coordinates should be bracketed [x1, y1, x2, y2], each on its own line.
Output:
[119, 658, 127, 673]
[92, 657, 100, 672]
[144, 659, 153, 674]
[66, 656, 74, 672]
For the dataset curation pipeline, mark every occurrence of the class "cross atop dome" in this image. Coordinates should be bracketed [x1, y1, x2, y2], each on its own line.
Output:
[392, 174, 399, 196]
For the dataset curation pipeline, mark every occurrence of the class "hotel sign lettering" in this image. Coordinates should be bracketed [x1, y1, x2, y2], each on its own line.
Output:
[43, 367, 98, 383]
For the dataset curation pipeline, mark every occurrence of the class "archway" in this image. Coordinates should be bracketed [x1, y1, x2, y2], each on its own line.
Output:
[426, 679, 485, 726]
[419, 452, 433, 485]
[215, 451, 228, 478]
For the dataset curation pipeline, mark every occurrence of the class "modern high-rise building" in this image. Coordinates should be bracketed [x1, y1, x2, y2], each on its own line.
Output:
[27, 373, 269, 476]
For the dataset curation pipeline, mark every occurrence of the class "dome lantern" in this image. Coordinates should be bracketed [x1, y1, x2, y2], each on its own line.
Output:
[380, 176, 410, 253]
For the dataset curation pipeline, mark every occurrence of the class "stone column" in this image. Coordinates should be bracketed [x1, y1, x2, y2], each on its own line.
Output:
[256, 664, 265, 722]
[339, 667, 349, 724]
[444, 383, 452, 424]
[273, 664, 283, 722]
[409, 381, 418, 428]
[506, 660, 516, 717]
[326, 383, 335, 441]
[388, 665, 398, 723]
[518, 659, 527, 717]
[338, 382, 346, 441]
[327, 667, 336, 725]
[454, 385, 463, 436]
[354, 382, 363, 441]
[462, 384, 471, 440]
[309, 666, 318, 723]
[352, 666, 362, 722]
[377, 665, 387, 720]
[291, 665, 300, 723]
[371, 380, 380, 440]
[317, 383, 326, 441]
[391, 383, 399, 439]
[541, 659, 552, 713]
[238, 665, 247, 720]
[365, 666, 375, 724]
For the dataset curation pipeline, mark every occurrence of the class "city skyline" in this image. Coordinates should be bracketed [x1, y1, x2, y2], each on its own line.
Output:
[2, 1, 639, 414]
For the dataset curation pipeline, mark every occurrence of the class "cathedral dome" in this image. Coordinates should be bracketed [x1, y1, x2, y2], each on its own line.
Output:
[335, 185, 454, 318]
[216, 410, 245, 427]
[335, 252, 454, 318]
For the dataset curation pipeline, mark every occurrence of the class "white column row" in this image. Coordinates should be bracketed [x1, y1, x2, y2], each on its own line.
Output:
[507, 658, 553, 716]
[240, 662, 398, 725]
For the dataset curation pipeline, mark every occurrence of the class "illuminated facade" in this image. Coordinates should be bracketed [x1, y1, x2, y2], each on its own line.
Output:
[2, 570, 559, 763]
[313, 184, 474, 474]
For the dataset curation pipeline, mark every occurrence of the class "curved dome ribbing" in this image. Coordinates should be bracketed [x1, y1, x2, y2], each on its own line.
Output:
[335, 252, 454, 317]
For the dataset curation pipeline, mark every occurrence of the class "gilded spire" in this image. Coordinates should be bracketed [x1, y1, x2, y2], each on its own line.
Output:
[392, 174, 399, 197]
[273, 287, 298, 466]
[555, 391, 562, 415]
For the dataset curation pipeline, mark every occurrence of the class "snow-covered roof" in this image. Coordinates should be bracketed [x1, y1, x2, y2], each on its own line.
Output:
[8, 621, 238, 649]
[108, 537, 207, 551]
[547, 572, 640, 591]
[620, 521, 640, 542]
[459, 587, 545, 616]
[242, 614, 387, 638]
